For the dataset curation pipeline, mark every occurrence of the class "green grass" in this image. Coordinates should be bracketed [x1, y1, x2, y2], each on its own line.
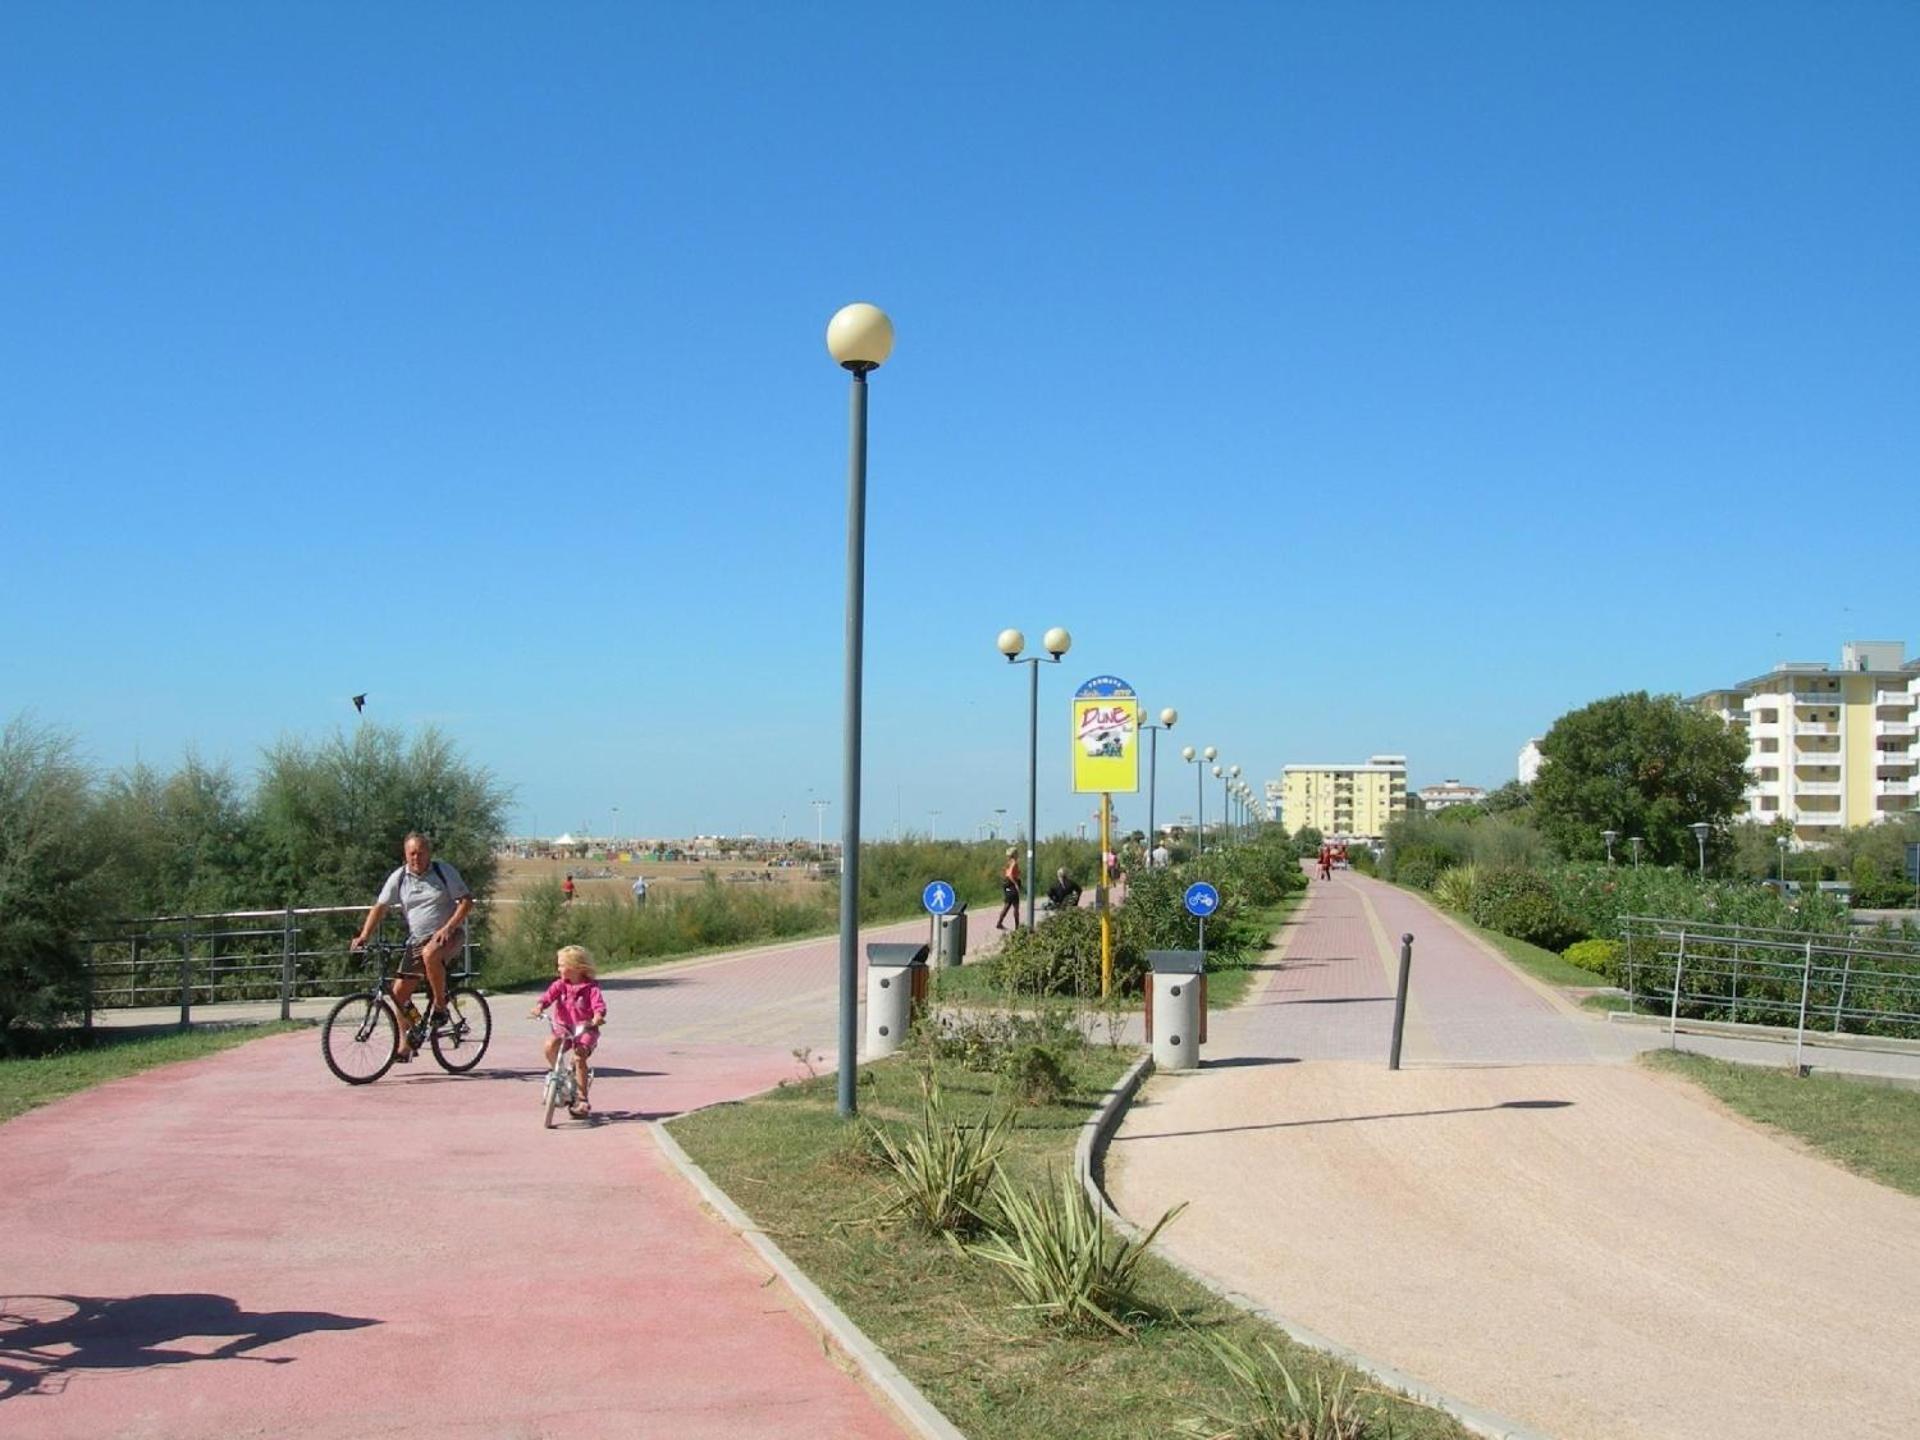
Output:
[0, 1022, 304, 1124]
[669, 1045, 1469, 1440]
[1449, 914, 1604, 989]
[1643, 1050, 1920, 1197]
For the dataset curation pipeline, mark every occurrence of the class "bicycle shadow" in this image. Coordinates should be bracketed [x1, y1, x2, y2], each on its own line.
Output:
[0, 1292, 378, 1402]
[403, 1066, 662, 1084]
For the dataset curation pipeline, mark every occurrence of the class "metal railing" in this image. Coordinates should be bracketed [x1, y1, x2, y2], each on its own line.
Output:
[1619, 916, 1920, 1061]
[80, 905, 480, 1029]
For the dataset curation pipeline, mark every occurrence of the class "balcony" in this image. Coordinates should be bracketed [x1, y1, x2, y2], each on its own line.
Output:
[1793, 811, 1845, 827]
[1793, 780, 1843, 796]
[1791, 691, 1844, 708]
[1876, 689, 1918, 709]
[1877, 751, 1918, 770]
[1793, 722, 1840, 737]
[1877, 778, 1918, 796]
[1875, 720, 1917, 739]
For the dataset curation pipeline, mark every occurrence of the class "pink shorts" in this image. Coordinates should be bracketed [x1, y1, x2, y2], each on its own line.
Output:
[551, 1021, 599, 1055]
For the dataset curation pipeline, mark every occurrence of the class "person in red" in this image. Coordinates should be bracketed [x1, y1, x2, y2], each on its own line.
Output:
[1318, 843, 1333, 881]
[529, 944, 606, 1118]
[562, 872, 576, 903]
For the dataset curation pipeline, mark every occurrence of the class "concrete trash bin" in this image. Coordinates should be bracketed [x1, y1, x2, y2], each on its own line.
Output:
[865, 941, 930, 1059]
[1144, 949, 1206, 1072]
[935, 906, 968, 969]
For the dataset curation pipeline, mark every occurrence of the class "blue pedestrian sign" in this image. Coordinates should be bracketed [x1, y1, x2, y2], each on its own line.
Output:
[1183, 882, 1220, 917]
[923, 880, 957, 915]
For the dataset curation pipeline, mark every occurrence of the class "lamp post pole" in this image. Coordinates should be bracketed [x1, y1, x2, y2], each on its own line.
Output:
[1602, 829, 1618, 865]
[1185, 745, 1216, 855]
[1690, 822, 1711, 879]
[1630, 835, 1643, 868]
[827, 302, 893, 1119]
[1778, 834, 1790, 889]
[1140, 708, 1178, 865]
[998, 627, 1072, 930]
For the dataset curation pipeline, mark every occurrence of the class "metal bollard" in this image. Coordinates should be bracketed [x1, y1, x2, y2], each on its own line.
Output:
[1387, 933, 1413, 1070]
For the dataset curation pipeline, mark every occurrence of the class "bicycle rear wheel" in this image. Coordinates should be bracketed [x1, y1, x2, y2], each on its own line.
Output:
[429, 987, 493, 1073]
[322, 994, 398, 1084]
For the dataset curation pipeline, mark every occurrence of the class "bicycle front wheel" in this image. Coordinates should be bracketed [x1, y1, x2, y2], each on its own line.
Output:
[542, 1068, 562, 1129]
[429, 987, 493, 1073]
[322, 995, 398, 1085]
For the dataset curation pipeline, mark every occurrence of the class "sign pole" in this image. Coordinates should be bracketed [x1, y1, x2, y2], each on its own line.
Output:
[1099, 792, 1114, 997]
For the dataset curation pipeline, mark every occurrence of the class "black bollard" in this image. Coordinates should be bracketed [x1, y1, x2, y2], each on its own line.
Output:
[1388, 933, 1414, 1070]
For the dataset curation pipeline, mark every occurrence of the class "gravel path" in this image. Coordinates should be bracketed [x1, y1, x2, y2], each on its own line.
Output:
[1108, 870, 1920, 1439]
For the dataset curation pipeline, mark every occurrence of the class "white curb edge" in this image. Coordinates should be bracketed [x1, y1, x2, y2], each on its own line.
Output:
[1075, 1054, 1556, 1440]
[650, 1119, 969, 1440]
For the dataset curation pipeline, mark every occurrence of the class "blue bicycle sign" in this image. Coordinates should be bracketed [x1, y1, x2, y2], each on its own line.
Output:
[923, 881, 957, 915]
[1183, 882, 1220, 917]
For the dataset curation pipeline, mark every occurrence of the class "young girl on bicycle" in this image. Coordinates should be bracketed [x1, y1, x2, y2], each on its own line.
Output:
[529, 945, 606, 1118]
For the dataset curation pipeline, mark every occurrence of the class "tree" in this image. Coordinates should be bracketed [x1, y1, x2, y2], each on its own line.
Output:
[0, 719, 114, 1044]
[1531, 692, 1749, 866]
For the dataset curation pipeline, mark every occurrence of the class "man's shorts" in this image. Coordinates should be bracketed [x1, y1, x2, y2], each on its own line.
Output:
[400, 929, 466, 976]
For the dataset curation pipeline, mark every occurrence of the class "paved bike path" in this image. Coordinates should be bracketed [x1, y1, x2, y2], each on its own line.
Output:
[0, 918, 944, 1438]
[1108, 871, 1920, 1439]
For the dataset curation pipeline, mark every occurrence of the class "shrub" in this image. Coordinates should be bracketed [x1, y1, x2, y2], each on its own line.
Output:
[1179, 1332, 1383, 1439]
[1562, 939, 1621, 980]
[862, 1078, 1014, 1236]
[1431, 863, 1480, 913]
[992, 906, 1141, 997]
[968, 1165, 1184, 1334]
[1468, 868, 1583, 952]
[1003, 1043, 1072, 1107]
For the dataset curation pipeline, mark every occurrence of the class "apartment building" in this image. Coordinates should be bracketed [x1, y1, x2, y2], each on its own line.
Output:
[1281, 755, 1408, 842]
[1418, 779, 1487, 812]
[1693, 641, 1919, 844]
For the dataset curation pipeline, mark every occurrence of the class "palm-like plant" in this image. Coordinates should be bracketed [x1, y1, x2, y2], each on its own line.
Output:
[862, 1077, 1014, 1235]
[1178, 1331, 1387, 1439]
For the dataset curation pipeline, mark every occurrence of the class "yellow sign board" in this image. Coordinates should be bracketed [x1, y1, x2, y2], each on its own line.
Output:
[1071, 676, 1140, 794]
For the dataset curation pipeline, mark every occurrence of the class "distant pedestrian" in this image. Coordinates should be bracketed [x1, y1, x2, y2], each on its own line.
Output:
[1150, 840, 1171, 870]
[563, 872, 576, 903]
[996, 847, 1022, 930]
[630, 874, 648, 906]
[1047, 867, 1082, 912]
[1318, 845, 1333, 881]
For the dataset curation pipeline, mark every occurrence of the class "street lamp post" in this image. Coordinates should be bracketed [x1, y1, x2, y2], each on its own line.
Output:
[1139, 708, 1178, 865]
[1630, 835, 1643, 868]
[1185, 745, 1216, 854]
[1777, 834, 1791, 889]
[811, 798, 829, 857]
[827, 301, 894, 1119]
[1213, 765, 1230, 844]
[929, 810, 940, 842]
[1602, 829, 1618, 865]
[1690, 822, 1712, 879]
[1229, 765, 1242, 841]
[997, 626, 1073, 929]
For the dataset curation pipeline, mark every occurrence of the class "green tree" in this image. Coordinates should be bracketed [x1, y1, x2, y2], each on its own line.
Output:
[97, 755, 258, 916]
[0, 719, 114, 1044]
[251, 725, 511, 907]
[1532, 692, 1749, 866]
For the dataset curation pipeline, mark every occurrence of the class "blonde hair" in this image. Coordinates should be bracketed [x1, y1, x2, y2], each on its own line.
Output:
[556, 944, 596, 979]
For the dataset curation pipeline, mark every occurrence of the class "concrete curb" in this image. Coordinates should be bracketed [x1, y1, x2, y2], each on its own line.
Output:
[650, 1120, 968, 1440]
[1605, 1009, 1920, 1056]
[1076, 1054, 1555, 1440]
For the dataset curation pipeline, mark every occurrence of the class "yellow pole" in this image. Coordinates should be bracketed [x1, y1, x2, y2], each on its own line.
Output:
[1100, 792, 1113, 997]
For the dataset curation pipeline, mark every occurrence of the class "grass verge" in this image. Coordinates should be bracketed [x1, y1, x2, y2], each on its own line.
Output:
[1642, 1049, 1920, 1197]
[0, 1022, 305, 1124]
[668, 1044, 1469, 1440]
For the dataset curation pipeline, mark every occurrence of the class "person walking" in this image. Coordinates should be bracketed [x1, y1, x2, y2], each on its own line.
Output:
[630, 873, 648, 906]
[563, 872, 576, 903]
[995, 847, 1022, 930]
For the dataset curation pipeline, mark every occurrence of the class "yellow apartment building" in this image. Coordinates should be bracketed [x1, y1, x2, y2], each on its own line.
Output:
[1693, 641, 1919, 845]
[1281, 755, 1408, 842]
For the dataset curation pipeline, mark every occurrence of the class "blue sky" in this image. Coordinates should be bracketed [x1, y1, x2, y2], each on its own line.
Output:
[3, 3, 1915, 842]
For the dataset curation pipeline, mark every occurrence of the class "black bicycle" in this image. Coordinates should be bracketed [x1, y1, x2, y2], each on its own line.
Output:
[321, 937, 494, 1084]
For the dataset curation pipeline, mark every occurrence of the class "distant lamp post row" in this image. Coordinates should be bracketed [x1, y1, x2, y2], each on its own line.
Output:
[998, 625, 1072, 929]
[1183, 744, 1217, 853]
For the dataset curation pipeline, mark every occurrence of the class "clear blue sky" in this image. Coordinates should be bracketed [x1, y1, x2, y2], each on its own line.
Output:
[4, 3, 1915, 842]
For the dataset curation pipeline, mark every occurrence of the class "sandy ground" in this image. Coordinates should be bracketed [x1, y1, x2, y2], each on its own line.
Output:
[1108, 871, 1920, 1440]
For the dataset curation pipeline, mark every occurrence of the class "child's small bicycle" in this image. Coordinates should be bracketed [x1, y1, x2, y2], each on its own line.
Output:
[538, 1020, 595, 1128]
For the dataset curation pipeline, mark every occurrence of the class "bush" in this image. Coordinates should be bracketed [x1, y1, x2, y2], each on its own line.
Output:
[1431, 864, 1480, 913]
[1468, 868, 1583, 952]
[1562, 939, 1621, 980]
[991, 906, 1135, 998]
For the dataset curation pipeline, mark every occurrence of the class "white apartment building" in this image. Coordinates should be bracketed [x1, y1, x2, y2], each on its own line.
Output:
[1693, 641, 1919, 844]
[1418, 779, 1487, 811]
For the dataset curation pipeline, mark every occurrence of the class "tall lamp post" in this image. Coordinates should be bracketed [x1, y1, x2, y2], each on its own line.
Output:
[1630, 835, 1643, 868]
[1140, 707, 1178, 865]
[1184, 745, 1216, 854]
[827, 300, 893, 1118]
[1602, 829, 1618, 865]
[997, 626, 1072, 929]
[1777, 833, 1791, 889]
[1689, 821, 1712, 879]
[811, 798, 830, 858]
[1229, 765, 1242, 840]
[1212, 765, 1230, 844]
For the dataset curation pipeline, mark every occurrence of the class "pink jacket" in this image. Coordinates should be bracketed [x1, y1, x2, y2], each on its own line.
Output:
[540, 977, 606, 1033]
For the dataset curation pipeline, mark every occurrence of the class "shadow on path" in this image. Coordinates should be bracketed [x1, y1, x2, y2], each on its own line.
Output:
[0, 1292, 378, 1401]
[1117, 1098, 1573, 1142]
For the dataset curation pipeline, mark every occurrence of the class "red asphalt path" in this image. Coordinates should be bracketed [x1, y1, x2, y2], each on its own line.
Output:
[0, 920, 938, 1439]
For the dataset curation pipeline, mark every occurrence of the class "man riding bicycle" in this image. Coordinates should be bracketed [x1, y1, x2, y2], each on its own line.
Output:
[351, 832, 473, 1062]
